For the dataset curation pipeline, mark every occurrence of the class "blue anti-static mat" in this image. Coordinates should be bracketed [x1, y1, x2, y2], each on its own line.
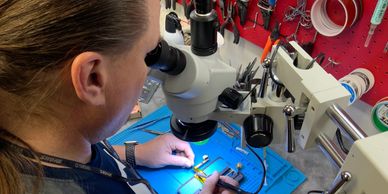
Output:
[109, 105, 306, 194]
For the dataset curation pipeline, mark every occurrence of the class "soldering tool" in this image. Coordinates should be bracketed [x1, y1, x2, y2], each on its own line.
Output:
[364, 0, 388, 47]
[195, 171, 250, 194]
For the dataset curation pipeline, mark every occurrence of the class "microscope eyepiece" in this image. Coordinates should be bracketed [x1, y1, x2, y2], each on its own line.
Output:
[145, 40, 186, 75]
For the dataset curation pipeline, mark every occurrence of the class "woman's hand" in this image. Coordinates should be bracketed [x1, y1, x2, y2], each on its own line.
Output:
[135, 133, 195, 168]
[200, 172, 239, 194]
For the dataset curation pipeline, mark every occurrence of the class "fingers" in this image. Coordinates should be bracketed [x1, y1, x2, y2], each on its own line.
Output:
[220, 176, 239, 187]
[166, 134, 195, 166]
[219, 176, 239, 194]
[200, 171, 220, 194]
[165, 154, 193, 168]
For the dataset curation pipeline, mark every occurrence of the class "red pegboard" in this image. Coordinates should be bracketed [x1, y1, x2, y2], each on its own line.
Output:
[178, 0, 388, 105]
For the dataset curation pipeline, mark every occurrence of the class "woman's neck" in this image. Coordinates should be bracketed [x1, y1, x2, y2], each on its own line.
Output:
[8, 120, 93, 164]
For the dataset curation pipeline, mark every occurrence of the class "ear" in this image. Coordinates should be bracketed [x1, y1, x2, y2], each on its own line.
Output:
[70, 52, 107, 106]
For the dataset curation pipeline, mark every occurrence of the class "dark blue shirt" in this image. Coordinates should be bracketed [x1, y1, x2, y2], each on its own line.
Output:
[27, 143, 138, 194]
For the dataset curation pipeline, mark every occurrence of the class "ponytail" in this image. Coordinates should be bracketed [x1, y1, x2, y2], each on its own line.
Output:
[0, 129, 42, 194]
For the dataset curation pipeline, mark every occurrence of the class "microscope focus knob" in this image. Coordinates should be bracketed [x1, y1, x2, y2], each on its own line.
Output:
[283, 105, 295, 116]
[243, 114, 273, 148]
[218, 87, 243, 109]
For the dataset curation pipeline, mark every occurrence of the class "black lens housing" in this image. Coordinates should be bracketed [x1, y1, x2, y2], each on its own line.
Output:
[190, 1, 219, 56]
[145, 40, 186, 75]
[170, 115, 218, 142]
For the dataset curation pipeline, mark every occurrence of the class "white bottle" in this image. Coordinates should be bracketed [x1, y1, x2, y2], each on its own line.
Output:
[163, 12, 184, 45]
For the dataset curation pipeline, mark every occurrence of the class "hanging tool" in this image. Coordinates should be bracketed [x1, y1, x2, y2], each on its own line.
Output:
[237, 0, 250, 26]
[195, 171, 250, 194]
[364, 0, 388, 47]
[172, 0, 176, 10]
[286, 21, 300, 42]
[258, 0, 277, 30]
[183, 0, 195, 20]
[220, 1, 240, 44]
[384, 42, 388, 53]
[253, 11, 259, 29]
[219, 0, 226, 20]
[301, 31, 318, 55]
[322, 57, 340, 69]
[243, 12, 259, 30]
[165, 0, 171, 9]
[261, 22, 281, 63]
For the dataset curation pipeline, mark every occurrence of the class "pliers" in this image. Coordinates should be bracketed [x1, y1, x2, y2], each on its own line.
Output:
[220, 1, 240, 44]
[237, 0, 249, 26]
[260, 22, 280, 63]
[258, 0, 276, 30]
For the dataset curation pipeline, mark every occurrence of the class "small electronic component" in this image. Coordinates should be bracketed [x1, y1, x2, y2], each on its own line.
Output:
[220, 167, 244, 182]
[236, 162, 243, 172]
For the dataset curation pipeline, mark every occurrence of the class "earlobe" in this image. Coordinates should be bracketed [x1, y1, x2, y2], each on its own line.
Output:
[71, 52, 107, 106]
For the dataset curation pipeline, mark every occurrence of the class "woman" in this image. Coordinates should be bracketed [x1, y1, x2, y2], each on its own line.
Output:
[0, 0, 237, 193]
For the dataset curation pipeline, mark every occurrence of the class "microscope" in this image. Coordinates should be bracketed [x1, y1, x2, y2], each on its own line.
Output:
[146, 0, 388, 193]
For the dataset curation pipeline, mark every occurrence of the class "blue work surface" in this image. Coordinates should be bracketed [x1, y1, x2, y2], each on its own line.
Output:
[109, 105, 306, 194]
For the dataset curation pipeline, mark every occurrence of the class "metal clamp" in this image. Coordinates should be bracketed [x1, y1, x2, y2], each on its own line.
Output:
[283, 105, 296, 153]
[326, 171, 352, 194]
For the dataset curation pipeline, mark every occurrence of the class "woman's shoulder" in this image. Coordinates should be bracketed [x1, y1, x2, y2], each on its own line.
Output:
[22, 174, 86, 194]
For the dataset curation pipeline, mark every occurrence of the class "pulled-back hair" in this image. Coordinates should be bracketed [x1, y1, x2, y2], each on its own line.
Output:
[0, 1, 148, 193]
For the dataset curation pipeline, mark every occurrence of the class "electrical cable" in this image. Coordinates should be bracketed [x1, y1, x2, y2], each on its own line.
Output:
[336, 129, 349, 154]
[246, 145, 266, 194]
[240, 82, 260, 103]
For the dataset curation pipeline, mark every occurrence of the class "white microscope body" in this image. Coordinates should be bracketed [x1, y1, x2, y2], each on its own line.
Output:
[148, 39, 388, 193]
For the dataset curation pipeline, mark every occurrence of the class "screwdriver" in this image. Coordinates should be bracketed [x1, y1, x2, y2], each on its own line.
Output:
[364, 0, 388, 47]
